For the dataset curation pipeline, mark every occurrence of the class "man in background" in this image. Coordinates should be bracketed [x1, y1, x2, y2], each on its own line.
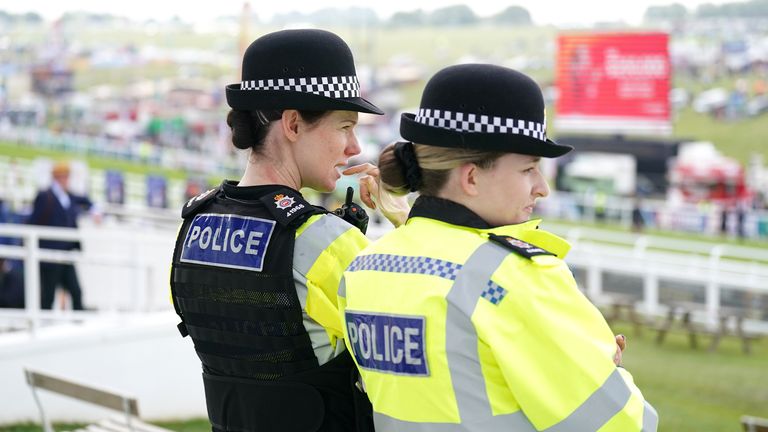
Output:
[27, 161, 95, 310]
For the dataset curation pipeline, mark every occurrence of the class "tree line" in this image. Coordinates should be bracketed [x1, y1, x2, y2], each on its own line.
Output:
[645, 0, 768, 21]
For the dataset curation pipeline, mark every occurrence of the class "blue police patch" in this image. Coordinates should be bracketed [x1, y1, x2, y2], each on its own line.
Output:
[345, 311, 428, 376]
[180, 213, 275, 272]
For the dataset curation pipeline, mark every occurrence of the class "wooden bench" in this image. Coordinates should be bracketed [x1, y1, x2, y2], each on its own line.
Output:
[742, 415, 768, 432]
[652, 303, 763, 354]
[24, 368, 175, 432]
[603, 293, 645, 337]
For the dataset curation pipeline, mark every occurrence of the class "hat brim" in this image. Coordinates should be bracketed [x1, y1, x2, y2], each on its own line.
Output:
[399, 113, 572, 158]
[226, 85, 383, 115]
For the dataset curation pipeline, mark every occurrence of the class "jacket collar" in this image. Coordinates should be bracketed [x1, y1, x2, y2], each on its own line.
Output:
[407, 195, 492, 229]
[407, 195, 570, 258]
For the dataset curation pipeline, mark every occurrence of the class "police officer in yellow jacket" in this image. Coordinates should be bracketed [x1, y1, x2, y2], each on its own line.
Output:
[170, 29, 384, 432]
[339, 64, 658, 431]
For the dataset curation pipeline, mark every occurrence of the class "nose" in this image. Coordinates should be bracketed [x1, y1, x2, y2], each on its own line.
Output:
[347, 133, 362, 157]
[534, 171, 550, 198]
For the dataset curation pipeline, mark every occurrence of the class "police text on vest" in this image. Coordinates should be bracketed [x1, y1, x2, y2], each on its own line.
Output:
[345, 311, 429, 376]
[181, 214, 276, 272]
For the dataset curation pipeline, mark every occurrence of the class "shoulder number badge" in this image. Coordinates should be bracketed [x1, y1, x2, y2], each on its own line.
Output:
[487, 233, 555, 259]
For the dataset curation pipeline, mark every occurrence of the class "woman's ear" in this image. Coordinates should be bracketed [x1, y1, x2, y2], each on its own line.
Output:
[280, 110, 301, 142]
[458, 163, 480, 197]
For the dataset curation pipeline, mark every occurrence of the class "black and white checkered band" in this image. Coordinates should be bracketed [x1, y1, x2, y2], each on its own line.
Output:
[415, 108, 547, 141]
[239, 75, 360, 99]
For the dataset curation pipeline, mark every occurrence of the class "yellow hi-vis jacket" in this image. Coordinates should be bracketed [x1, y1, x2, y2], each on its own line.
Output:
[338, 197, 657, 431]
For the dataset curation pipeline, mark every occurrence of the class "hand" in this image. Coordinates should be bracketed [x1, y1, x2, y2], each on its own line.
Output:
[342, 163, 380, 209]
[342, 163, 410, 228]
[613, 334, 626, 366]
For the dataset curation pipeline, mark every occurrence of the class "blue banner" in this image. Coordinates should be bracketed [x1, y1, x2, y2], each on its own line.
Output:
[180, 214, 276, 272]
[345, 311, 429, 376]
[147, 175, 167, 208]
[105, 170, 125, 204]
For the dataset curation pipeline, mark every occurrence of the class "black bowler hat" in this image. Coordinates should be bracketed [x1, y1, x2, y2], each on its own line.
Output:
[226, 29, 383, 115]
[400, 64, 572, 157]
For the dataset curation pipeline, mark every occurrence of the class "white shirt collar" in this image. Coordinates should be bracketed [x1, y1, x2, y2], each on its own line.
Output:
[51, 180, 71, 209]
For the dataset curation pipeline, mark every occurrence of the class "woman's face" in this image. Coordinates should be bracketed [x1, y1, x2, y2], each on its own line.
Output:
[473, 152, 550, 226]
[295, 110, 361, 192]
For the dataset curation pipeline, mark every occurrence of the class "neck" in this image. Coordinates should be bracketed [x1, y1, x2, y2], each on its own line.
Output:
[238, 139, 301, 189]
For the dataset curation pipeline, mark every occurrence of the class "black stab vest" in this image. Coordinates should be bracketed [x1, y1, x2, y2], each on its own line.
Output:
[171, 182, 367, 432]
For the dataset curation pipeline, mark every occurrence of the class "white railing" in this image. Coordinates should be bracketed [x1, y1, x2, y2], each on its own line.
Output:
[0, 222, 177, 332]
[545, 222, 768, 327]
[2, 218, 767, 334]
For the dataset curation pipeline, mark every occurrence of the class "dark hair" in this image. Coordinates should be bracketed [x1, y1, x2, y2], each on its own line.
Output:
[226, 109, 328, 153]
[379, 142, 503, 197]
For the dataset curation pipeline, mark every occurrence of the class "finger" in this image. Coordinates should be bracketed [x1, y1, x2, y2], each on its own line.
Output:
[342, 163, 378, 176]
[615, 334, 626, 351]
[613, 346, 622, 366]
[359, 176, 377, 209]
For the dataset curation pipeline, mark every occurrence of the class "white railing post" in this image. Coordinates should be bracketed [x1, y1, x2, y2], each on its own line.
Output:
[587, 260, 603, 302]
[23, 231, 42, 333]
[643, 270, 659, 316]
[706, 246, 723, 326]
[135, 240, 147, 313]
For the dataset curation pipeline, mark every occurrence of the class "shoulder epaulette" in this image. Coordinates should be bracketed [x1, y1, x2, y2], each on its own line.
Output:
[259, 188, 324, 229]
[181, 186, 220, 219]
[487, 233, 556, 259]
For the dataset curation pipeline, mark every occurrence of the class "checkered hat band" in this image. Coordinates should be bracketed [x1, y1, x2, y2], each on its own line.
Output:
[240, 76, 361, 98]
[348, 254, 463, 281]
[414, 108, 547, 142]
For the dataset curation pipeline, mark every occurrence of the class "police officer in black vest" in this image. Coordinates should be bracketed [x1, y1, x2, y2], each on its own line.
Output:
[170, 29, 383, 432]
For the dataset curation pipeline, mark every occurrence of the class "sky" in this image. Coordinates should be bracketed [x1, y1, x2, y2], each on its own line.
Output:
[0, 0, 737, 26]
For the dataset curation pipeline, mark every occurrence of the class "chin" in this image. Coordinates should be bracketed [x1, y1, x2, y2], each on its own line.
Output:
[315, 182, 335, 193]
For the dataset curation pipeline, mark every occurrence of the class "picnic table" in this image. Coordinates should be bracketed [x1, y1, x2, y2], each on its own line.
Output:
[652, 302, 762, 354]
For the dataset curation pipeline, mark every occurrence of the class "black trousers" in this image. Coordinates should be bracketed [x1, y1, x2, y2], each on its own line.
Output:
[40, 263, 84, 310]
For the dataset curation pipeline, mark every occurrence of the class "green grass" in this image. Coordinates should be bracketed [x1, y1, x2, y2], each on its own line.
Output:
[610, 321, 768, 432]
[2, 321, 764, 432]
[0, 140, 195, 180]
[673, 107, 768, 165]
[0, 419, 212, 432]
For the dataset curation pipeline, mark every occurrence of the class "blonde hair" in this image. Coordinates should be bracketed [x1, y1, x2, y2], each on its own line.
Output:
[377, 142, 502, 213]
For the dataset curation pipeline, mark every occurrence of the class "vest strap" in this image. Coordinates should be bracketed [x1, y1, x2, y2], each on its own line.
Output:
[198, 351, 319, 380]
[186, 324, 311, 350]
[176, 297, 302, 323]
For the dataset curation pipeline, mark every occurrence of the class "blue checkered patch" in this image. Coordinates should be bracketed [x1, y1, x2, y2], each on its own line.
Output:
[347, 254, 463, 281]
[481, 281, 508, 305]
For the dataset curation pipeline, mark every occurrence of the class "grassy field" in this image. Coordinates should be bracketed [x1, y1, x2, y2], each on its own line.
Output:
[1, 319, 765, 432]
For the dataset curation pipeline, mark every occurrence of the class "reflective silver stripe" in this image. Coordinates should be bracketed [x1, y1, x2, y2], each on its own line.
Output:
[542, 369, 631, 432]
[372, 242, 531, 432]
[643, 401, 659, 431]
[295, 214, 352, 277]
[445, 242, 518, 424]
[294, 214, 353, 364]
[373, 240, 647, 431]
[374, 410, 535, 432]
[338, 276, 346, 298]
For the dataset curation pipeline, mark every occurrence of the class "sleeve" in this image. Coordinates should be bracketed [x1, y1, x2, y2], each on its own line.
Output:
[27, 192, 47, 225]
[297, 214, 370, 343]
[476, 257, 657, 431]
[71, 193, 94, 212]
